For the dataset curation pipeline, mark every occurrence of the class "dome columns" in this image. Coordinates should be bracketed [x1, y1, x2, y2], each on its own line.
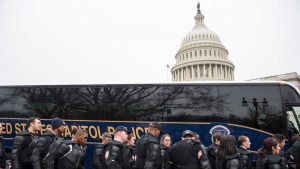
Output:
[172, 64, 234, 81]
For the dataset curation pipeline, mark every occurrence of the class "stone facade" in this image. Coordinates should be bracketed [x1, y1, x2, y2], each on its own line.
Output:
[171, 3, 235, 81]
[249, 72, 300, 90]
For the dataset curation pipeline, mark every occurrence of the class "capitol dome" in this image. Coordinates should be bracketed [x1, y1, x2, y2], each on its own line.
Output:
[181, 25, 222, 47]
[171, 3, 235, 81]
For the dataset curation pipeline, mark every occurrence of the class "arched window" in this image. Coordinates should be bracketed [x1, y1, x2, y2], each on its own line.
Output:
[204, 50, 207, 56]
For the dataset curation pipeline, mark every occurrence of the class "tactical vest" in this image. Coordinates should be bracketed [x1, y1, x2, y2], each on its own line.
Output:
[105, 140, 131, 169]
[170, 139, 200, 169]
[136, 134, 161, 169]
[11, 130, 39, 169]
[92, 144, 108, 169]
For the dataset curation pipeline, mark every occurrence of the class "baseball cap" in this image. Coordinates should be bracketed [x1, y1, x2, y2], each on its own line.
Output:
[115, 126, 131, 134]
[182, 130, 194, 137]
[149, 121, 162, 130]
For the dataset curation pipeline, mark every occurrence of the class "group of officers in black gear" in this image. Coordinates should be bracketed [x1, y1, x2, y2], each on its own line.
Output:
[92, 121, 210, 169]
[1, 117, 88, 169]
[1, 118, 300, 169]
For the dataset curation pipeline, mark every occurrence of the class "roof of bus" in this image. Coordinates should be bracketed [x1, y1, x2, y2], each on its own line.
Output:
[1, 80, 299, 98]
[0, 80, 294, 87]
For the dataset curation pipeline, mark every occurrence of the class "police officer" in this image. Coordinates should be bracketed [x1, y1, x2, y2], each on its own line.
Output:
[11, 117, 42, 169]
[92, 132, 112, 169]
[0, 124, 7, 169]
[216, 135, 240, 169]
[126, 134, 136, 169]
[256, 137, 285, 169]
[135, 122, 162, 169]
[104, 126, 131, 169]
[273, 134, 287, 167]
[192, 132, 210, 169]
[169, 130, 210, 169]
[56, 129, 88, 169]
[160, 134, 171, 169]
[286, 134, 300, 169]
[237, 135, 252, 169]
[31, 117, 66, 169]
[207, 132, 221, 169]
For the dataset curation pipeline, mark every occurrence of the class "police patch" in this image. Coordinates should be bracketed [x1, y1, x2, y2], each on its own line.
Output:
[209, 125, 230, 142]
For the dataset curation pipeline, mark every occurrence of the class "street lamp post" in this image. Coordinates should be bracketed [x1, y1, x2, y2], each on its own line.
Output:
[242, 97, 269, 128]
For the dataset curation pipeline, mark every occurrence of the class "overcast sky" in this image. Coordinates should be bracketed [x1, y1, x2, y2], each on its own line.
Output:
[0, 0, 299, 85]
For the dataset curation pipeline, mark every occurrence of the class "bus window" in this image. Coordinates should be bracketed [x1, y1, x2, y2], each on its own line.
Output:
[219, 85, 283, 134]
[287, 106, 300, 138]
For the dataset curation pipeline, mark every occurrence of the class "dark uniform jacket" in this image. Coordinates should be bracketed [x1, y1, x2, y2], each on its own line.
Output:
[207, 143, 219, 169]
[238, 147, 252, 169]
[105, 140, 131, 169]
[42, 134, 66, 169]
[11, 130, 39, 169]
[92, 143, 107, 169]
[0, 136, 7, 168]
[216, 154, 239, 169]
[169, 139, 210, 169]
[160, 145, 170, 169]
[31, 131, 63, 169]
[57, 141, 86, 169]
[278, 149, 287, 169]
[135, 133, 161, 169]
[287, 140, 300, 169]
[42, 139, 85, 169]
[256, 153, 285, 169]
[126, 145, 136, 169]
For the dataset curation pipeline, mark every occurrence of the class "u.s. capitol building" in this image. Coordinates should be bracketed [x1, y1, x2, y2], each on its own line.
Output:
[171, 3, 235, 81]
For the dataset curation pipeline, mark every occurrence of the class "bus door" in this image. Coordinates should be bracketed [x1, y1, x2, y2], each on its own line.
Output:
[285, 105, 300, 139]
